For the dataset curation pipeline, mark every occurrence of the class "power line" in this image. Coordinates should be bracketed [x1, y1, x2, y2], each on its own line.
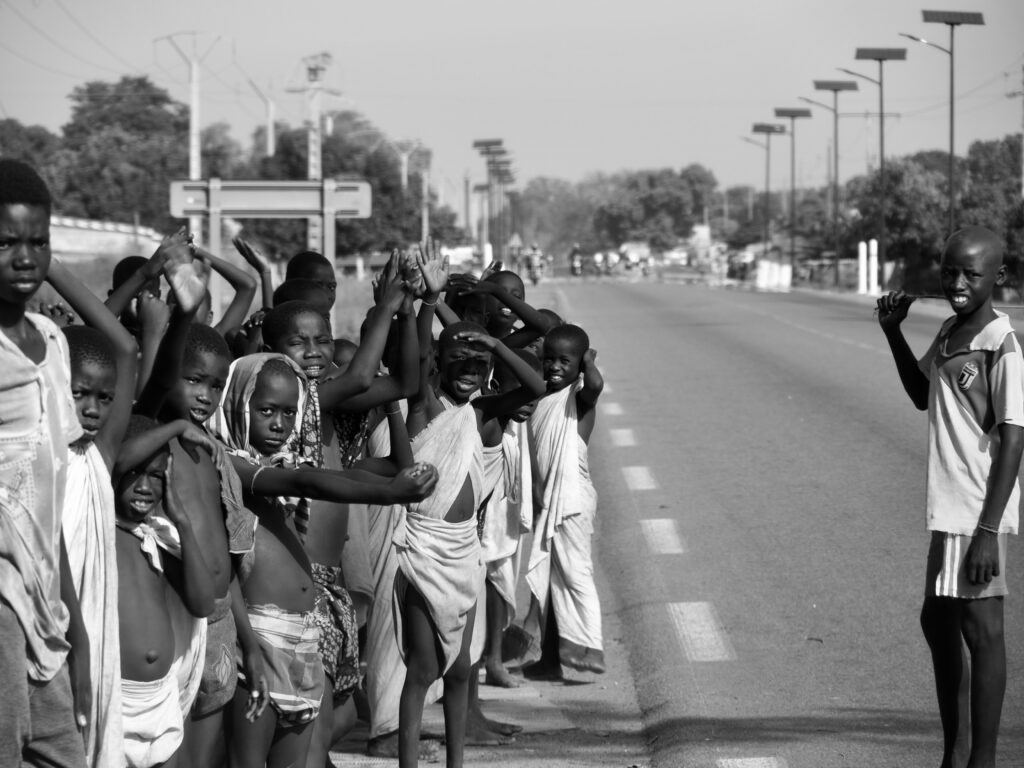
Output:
[0, 38, 82, 79]
[901, 53, 1024, 118]
[0, 0, 123, 75]
[52, 0, 141, 72]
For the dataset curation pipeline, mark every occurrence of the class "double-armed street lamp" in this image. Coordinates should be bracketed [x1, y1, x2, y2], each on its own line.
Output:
[804, 80, 858, 286]
[472, 139, 505, 265]
[842, 47, 906, 288]
[900, 10, 985, 235]
[774, 108, 813, 269]
[750, 123, 787, 259]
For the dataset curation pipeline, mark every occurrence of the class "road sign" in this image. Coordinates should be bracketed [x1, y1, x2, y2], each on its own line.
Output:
[169, 179, 371, 219]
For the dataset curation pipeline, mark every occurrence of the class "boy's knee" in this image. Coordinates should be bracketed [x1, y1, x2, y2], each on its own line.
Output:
[444, 655, 472, 685]
[962, 599, 1005, 650]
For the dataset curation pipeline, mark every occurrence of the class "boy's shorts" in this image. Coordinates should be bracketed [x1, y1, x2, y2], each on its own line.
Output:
[925, 531, 1008, 599]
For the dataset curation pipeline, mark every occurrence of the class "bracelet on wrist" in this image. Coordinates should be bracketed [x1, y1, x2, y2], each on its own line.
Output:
[977, 521, 1000, 535]
[421, 297, 438, 307]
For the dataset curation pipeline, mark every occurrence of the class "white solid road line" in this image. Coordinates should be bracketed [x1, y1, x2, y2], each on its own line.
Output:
[640, 518, 686, 554]
[668, 602, 736, 662]
[602, 401, 624, 416]
[622, 465, 657, 490]
[609, 427, 636, 447]
[718, 759, 787, 768]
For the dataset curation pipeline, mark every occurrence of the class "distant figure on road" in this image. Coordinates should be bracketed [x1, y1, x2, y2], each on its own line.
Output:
[877, 226, 1024, 768]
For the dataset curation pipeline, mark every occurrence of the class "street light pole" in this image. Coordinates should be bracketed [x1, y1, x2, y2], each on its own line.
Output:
[850, 48, 906, 290]
[810, 80, 858, 286]
[775, 108, 813, 270]
[751, 124, 786, 261]
[472, 139, 505, 268]
[901, 11, 984, 236]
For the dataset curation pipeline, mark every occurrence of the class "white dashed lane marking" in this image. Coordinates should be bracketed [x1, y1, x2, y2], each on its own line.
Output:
[640, 519, 686, 554]
[602, 401, 624, 416]
[668, 602, 736, 662]
[609, 428, 636, 447]
[622, 465, 657, 491]
[718, 759, 787, 768]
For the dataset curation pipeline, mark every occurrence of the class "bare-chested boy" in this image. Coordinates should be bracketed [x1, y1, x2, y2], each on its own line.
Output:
[395, 247, 546, 768]
[115, 416, 216, 768]
[877, 226, 1024, 768]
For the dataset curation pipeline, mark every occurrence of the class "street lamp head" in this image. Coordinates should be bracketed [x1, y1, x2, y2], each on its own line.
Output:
[752, 123, 786, 134]
[814, 79, 858, 92]
[775, 108, 812, 119]
[472, 139, 503, 150]
[899, 32, 927, 44]
[922, 10, 984, 25]
[837, 67, 878, 84]
[799, 96, 832, 111]
[855, 47, 907, 61]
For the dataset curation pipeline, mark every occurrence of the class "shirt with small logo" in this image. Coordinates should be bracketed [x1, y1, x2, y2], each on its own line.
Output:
[918, 312, 1024, 535]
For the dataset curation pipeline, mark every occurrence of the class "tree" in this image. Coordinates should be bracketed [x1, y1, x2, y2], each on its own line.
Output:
[202, 122, 248, 180]
[0, 118, 62, 195]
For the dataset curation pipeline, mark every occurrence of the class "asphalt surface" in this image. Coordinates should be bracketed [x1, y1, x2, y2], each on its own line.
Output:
[556, 277, 1024, 767]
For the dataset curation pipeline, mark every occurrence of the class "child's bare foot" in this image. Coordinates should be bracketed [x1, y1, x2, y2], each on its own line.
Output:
[465, 709, 516, 745]
[485, 660, 523, 688]
[580, 648, 606, 674]
[367, 731, 440, 760]
[521, 660, 563, 681]
[558, 639, 588, 671]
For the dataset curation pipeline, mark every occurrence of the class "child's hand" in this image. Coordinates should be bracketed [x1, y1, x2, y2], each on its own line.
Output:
[137, 293, 171, 338]
[479, 260, 502, 281]
[38, 301, 76, 328]
[965, 530, 1001, 585]
[177, 421, 215, 463]
[390, 462, 439, 502]
[876, 291, 914, 331]
[416, 240, 449, 297]
[582, 348, 597, 368]
[240, 649, 270, 722]
[242, 309, 266, 333]
[452, 329, 496, 351]
[148, 226, 188, 279]
[67, 641, 92, 735]
[377, 251, 408, 311]
[233, 237, 270, 275]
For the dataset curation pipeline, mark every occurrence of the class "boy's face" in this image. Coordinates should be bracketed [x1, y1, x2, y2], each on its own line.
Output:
[940, 239, 1005, 317]
[273, 311, 334, 382]
[494, 368, 538, 422]
[524, 335, 544, 360]
[71, 359, 117, 445]
[115, 451, 168, 524]
[248, 369, 299, 457]
[300, 263, 337, 309]
[487, 273, 524, 333]
[0, 203, 51, 308]
[438, 338, 491, 403]
[542, 337, 583, 392]
[167, 350, 229, 425]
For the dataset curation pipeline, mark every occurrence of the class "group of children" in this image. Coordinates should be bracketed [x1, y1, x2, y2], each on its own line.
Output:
[0, 158, 607, 768]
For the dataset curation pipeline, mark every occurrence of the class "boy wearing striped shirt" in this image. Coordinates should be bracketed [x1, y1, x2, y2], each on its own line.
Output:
[877, 226, 1024, 768]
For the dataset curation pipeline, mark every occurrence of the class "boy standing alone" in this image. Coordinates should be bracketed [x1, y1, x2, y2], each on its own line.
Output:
[877, 226, 1024, 768]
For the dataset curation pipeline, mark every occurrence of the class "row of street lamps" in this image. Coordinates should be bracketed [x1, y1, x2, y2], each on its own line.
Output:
[472, 138, 516, 268]
[746, 9, 983, 288]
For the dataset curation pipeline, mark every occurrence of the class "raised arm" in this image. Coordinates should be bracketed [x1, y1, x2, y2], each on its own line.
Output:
[105, 228, 181, 318]
[459, 331, 546, 424]
[316, 254, 406, 412]
[233, 237, 275, 311]
[46, 258, 139, 470]
[407, 242, 449, 437]
[578, 348, 604, 409]
[876, 292, 929, 410]
[161, 461, 216, 618]
[450, 273, 558, 336]
[133, 293, 170, 398]
[192, 243, 258, 338]
[114, 419, 215, 478]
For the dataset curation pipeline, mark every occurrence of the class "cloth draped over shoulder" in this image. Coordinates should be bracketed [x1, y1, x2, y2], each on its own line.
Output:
[63, 443, 123, 768]
[0, 313, 82, 682]
[209, 353, 316, 533]
[526, 380, 597, 613]
[393, 402, 485, 674]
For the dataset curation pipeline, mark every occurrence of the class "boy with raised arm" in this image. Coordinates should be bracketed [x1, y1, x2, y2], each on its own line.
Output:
[49, 253, 138, 768]
[0, 159, 90, 768]
[395, 244, 546, 768]
[877, 226, 1024, 768]
[114, 418, 216, 768]
[524, 323, 606, 676]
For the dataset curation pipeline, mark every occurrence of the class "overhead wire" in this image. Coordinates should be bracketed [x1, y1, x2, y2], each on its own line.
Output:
[0, 0, 123, 75]
[0, 38, 82, 78]
[52, 0, 141, 72]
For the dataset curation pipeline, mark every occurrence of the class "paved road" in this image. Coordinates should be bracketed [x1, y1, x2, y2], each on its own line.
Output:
[553, 278, 1024, 768]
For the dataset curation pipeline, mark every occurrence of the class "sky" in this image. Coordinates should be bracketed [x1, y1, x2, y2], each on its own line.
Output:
[1, 0, 1022, 204]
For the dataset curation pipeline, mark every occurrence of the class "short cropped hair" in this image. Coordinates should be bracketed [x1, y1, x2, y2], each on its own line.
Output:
[112, 256, 148, 291]
[262, 300, 324, 349]
[184, 322, 231, 365]
[259, 356, 300, 382]
[63, 325, 115, 372]
[286, 251, 332, 280]
[0, 159, 52, 213]
[273, 278, 329, 307]
[539, 308, 563, 327]
[494, 349, 542, 386]
[544, 323, 589, 356]
[486, 269, 525, 293]
[438, 320, 488, 350]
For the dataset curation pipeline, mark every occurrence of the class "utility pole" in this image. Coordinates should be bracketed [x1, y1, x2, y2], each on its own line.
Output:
[246, 79, 275, 157]
[464, 173, 471, 238]
[1010, 65, 1024, 201]
[287, 53, 338, 254]
[156, 32, 219, 243]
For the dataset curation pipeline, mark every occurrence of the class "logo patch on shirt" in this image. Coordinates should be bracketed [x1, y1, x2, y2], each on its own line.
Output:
[958, 361, 979, 391]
